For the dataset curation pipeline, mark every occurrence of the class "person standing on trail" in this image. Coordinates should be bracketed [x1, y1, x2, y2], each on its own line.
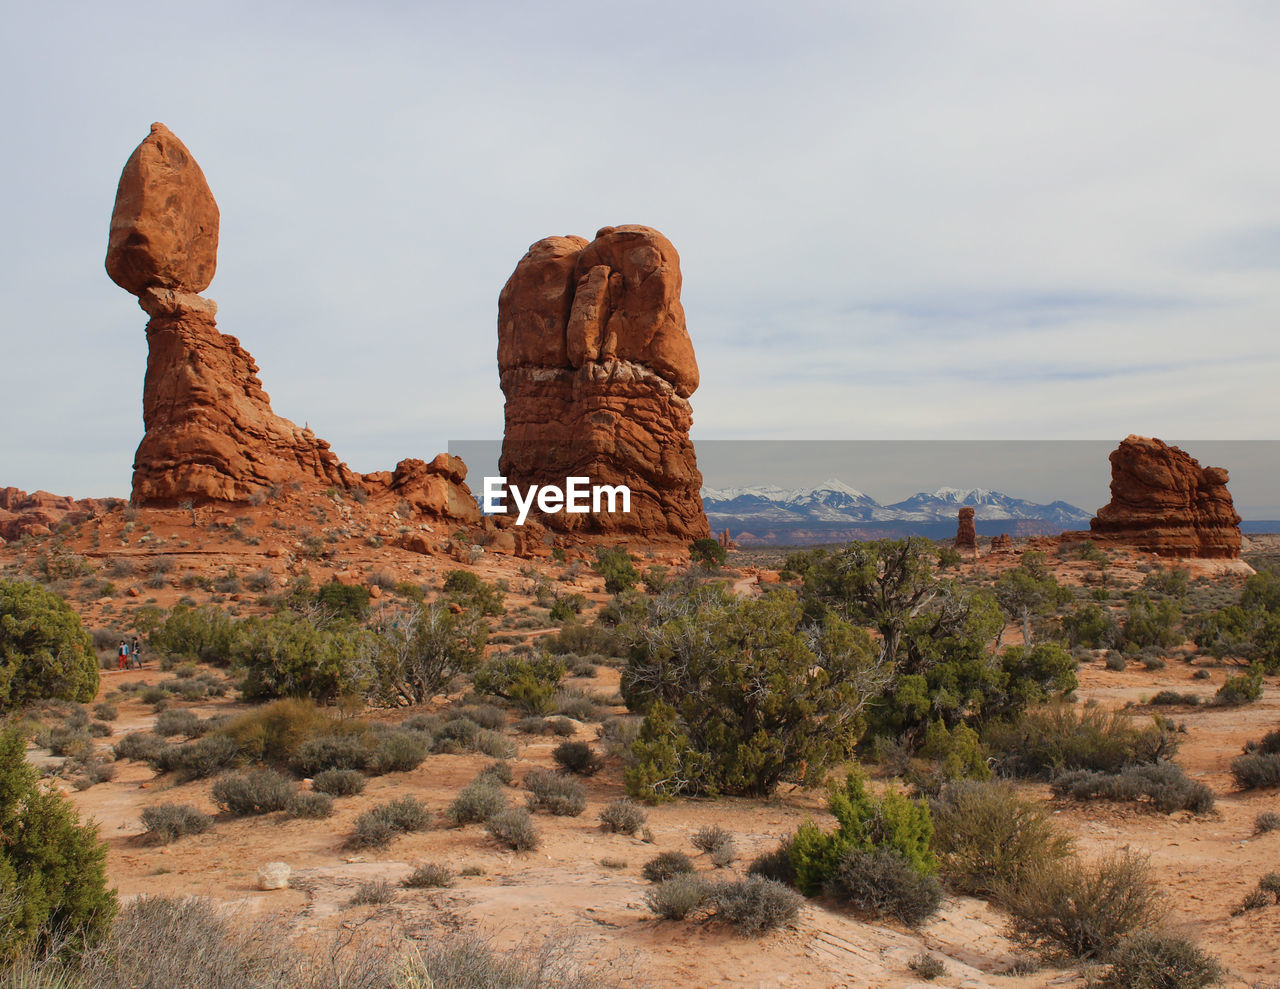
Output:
[117, 640, 129, 670]
[130, 636, 142, 669]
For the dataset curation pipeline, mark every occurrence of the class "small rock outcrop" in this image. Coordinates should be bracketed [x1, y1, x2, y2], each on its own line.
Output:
[1088, 435, 1241, 559]
[0, 488, 101, 541]
[497, 226, 710, 541]
[106, 123, 478, 523]
[955, 507, 977, 553]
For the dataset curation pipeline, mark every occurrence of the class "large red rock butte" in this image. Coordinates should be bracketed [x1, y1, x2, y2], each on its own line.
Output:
[105, 123, 478, 524]
[497, 226, 710, 541]
[1087, 435, 1241, 559]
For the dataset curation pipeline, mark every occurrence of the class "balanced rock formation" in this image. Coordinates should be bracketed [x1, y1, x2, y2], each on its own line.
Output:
[1088, 435, 1241, 559]
[497, 226, 709, 540]
[106, 123, 478, 523]
[955, 507, 977, 553]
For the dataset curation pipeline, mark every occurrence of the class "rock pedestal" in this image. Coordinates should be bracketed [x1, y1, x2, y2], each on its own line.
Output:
[955, 507, 978, 553]
[497, 225, 710, 541]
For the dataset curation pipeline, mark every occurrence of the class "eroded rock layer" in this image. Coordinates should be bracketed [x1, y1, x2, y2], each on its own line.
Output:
[108, 123, 478, 523]
[1088, 435, 1241, 559]
[497, 225, 709, 540]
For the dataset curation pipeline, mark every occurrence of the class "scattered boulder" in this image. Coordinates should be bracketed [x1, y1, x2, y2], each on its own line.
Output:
[955, 507, 977, 553]
[497, 225, 710, 541]
[256, 862, 291, 891]
[1087, 435, 1242, 559]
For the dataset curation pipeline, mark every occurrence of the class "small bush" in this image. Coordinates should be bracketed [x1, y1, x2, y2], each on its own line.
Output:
[474, 728, 517, 759]
[599, 798, 645, 835]
[929, 780, 1074, 900]
[211, 768, 294, 816]
[348, 813, 397, 849]
[347, 879, 395, 906]
[478, 760, 514, 786]
[450, 704, 506, 730]
[349, 797, 433, 848]
[448, 779, 508, 825]
[1230, 751, 1280, 789]
[403, 862, 454, 888]
[1214, 668, 1263, 706]
[692, 823, 734, 855]
[1002, 852, 1164, 959]
[711, 876, 803, 935]
[1231, 871, 1280, 915]
[154, 708, 203, 738]
[291, 734, 369, 776]
[113, 730, 165, 764]
[287, 791, 334, 819]
[524, 768, 587, 816]
[908, 953, 946, 980]
[1091, 931, 1222, 989]
[1105, 652, 1128, 671]
[748, 839, 797, 887]
[553, 689, 601, 722]
[1149, 690, 1200, 707]
[366, 728, 429, 774]
[140, 803, 212, 842]
[311, 768, 366, 796]
[645, 873, 712, 920]
[93, 702, 118, 721]
[1255, 810, 1280, 833]
[642, 850, 695, 883]
[485, 807, 540, 851]
[825, 847, 942, 926]
[166, 733, 240, 780]
[552, 739, 604, 776]
[985, 704, 1177, 779]
[1050, 762, 1215, 815]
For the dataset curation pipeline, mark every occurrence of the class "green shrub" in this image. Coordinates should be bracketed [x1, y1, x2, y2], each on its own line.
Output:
[139, 803, 212, 843]
[234, 612, 373, 702]
[1050, 762, 1214, 814]
[598, 798, 645, 835]
[553, 688, 601, 721]
[287, 791, 334, 819]
[153, 708, 202, 738]
[824, 847, 942, 926]
[211, 768, 294, 816]
[450, 704, 507, 730]
[929, 780, 1074, 900]
[790, 772, 935, 896]
[0, 722, 117, 960]
[1123, 592, 1182, 650]
[1091, 931, 1221, 988]
[1149, 690, 1200, 707]
[524, 768, 586, 816]
[624, 590, 876, 799]
[710, 876, 802, 935]
[372, 603, 488, 706]
[163, 733, 240, 780]
[113, 731, 165, 764]
[1003, 852, 1163, 959]
[473, 654, 566, 714]
[443, 570, 505, 615]
[593, 547, 640, 594]
[689, 538, 727, 570]
[311, 768, 366, 796]
[1214, 667, 1263, 706]
[645, 873, 712, 920]
[0, 579, 98, 710]
[552, 740, 603, 776]
[1062, 603, 1121, 650]
[348, 797, 432, 848]
[985, 704, 1176, 779]
[403, 862, 454, 889]
[146, 604, 236, 665]
[447, 779, 507, 825]
[217, 698, 347, 765]
[314, 581, 370, 620]
[642, 850, 695, 883]
[485, 807, 539, 851]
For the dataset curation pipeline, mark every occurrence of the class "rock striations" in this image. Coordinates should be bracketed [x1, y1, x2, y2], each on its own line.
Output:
[106, 123, 477, 523]
[497, 226, 710, 541]
[1088, 435, 1241, 559]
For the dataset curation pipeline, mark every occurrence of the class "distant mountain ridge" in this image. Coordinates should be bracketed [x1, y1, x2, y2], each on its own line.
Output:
[700, 480, 1092, 545]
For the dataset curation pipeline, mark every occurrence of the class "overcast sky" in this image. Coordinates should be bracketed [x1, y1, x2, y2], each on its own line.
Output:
[2, 2, 1278, 512]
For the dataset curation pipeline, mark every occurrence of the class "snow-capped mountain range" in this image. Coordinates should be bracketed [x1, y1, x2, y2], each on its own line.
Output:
[701, 479, 1091, 526]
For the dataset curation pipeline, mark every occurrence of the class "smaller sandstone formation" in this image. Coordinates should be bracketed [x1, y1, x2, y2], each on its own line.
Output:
[256, 862, 291, 891]
[955, 507, 977, 553]
[0, 488, 101, 541]
[989, 534, 1012, 552]
[1088, 435, 1241, 559]
[498, 225, 709, 542]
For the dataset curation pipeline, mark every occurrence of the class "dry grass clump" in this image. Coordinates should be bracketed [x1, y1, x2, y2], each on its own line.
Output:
[551, 740, 603, 776]
[691, 824, 736, 867]
[1049, 762, 1214, 815]
[402, 862, 454, 889]
[524, 769, 586, 817]
[484, 807, 540, 851]
[930, 780, 1074, 901]
[598, 798, 645, 836]
[907, 952, 946, 980]
[1230, 871, 1280, 915]
[347, 880, 396, 907]
[210, 768, 294, 816]
[709, 876, 802, 935]
[140, 803, 212, 843]
[644, 873, 711, 920]
[824, 847, 941, 926]
[448, 778, 508, 825]
[287, 791, 334, 819]
[312, 768, 366, 796]
[1089, 932, 1222, 988]
[348, 797, 433, 849]
[642, 851, 694, 883]
[1002, 852, 1164, 959]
